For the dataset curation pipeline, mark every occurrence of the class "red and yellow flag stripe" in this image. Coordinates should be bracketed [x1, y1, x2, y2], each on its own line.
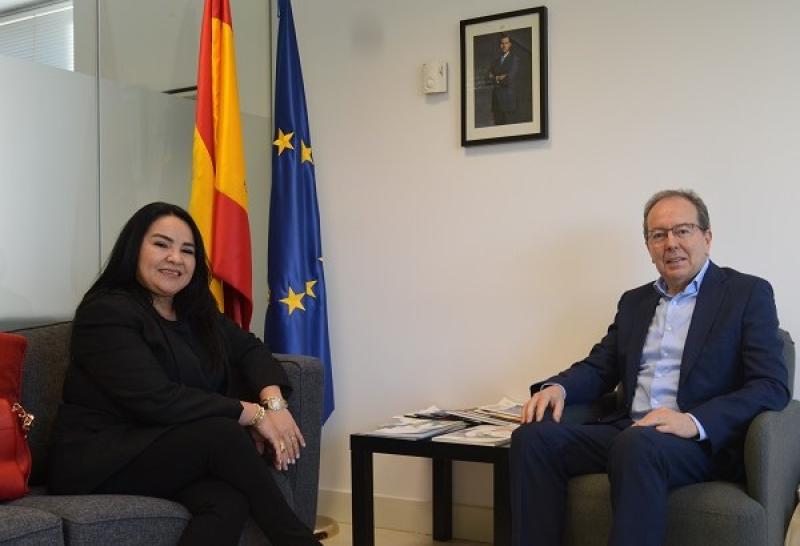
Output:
[189, 0, 252, 330]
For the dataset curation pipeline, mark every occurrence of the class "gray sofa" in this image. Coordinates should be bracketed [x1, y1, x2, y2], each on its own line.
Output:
[0, 322, 323, 546]
[561, 329, 799, 546]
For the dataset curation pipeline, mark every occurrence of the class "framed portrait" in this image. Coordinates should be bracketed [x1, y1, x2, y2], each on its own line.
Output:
[460, 7, 548, 146]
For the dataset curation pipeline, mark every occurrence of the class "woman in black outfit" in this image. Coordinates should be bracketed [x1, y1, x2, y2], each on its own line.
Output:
[49, 202, 321, 546]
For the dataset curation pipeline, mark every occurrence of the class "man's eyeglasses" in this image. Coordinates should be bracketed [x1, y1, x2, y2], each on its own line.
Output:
[646, 223, 704, 244]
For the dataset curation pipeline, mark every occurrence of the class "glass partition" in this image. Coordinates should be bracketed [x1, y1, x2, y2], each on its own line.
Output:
[0, 0, 97, 329]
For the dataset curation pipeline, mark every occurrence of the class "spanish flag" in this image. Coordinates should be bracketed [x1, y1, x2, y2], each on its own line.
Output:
[189, 0, 252, 330]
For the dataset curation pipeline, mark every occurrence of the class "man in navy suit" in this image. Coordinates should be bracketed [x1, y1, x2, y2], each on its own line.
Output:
[489, 34, 520, 125]
[510, 189, 790, 546]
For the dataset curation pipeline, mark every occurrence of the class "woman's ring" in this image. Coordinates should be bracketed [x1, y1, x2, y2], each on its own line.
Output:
[279, 442, 287, 452]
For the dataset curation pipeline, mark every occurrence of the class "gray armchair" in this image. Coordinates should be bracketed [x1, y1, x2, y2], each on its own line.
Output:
[1, 321, 323, 546]
[562, 329, 799, 546]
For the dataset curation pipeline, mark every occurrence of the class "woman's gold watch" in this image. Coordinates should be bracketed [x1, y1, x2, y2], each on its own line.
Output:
[260, 396, 288, 411]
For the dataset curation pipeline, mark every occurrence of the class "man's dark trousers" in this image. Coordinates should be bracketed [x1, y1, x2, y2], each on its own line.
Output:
[510, 418, 712, 546]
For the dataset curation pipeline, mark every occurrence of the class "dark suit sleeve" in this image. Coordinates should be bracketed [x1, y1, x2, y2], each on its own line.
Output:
[687, 278, 790, 453]
[502, 53, 520, 87]
[217, 314, 290, 398]
[71, 294, 243, 424]
[533, 293, 630, 403]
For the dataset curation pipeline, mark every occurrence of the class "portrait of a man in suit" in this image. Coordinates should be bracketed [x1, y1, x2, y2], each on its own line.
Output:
[472, 29, 533, 129]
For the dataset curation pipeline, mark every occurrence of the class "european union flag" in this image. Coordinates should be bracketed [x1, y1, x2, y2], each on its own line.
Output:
[265, 0, 334, 423]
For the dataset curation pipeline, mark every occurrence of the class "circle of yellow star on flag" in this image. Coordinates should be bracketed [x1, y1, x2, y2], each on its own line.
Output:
[305, 279, 318, 298]
[273, 129, 295, 156]
[301, 140, 313, 164]
[279, 287, 306, 314]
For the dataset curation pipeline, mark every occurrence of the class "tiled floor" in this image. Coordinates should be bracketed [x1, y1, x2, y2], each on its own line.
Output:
[321, 523, 488, 546]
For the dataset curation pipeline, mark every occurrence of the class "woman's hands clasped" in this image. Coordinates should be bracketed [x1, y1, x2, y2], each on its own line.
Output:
[241, 401, 306, 471]
[255, 407, 306, 471]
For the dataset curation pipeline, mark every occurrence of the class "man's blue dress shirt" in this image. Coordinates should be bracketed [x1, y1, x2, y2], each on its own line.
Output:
[630, 259, 710, 440]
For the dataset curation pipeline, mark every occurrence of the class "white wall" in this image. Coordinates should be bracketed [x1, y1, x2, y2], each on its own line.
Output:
[288, 0, 800, 533]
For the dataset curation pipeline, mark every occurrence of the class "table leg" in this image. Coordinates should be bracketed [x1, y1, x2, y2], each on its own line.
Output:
[351, 448, 375, 546]
[493, 454, 511, 546]
[432, 458, 453, 541]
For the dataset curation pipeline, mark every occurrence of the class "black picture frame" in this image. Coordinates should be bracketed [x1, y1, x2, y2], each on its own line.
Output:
[460, 6, 548, 146]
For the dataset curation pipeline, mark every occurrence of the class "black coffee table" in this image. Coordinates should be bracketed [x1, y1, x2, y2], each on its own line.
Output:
[350, 433, 511, 546]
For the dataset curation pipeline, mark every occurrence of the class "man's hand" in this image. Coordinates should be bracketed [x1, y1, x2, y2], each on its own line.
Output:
[521, 385, 565, 424]
[632, 407, 698, 438]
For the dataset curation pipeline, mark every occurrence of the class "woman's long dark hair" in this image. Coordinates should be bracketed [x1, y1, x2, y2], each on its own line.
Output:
[80, 202, 224, 368]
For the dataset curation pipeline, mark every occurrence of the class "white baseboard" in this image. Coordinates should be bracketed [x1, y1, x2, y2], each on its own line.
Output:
[317, 489, 493, 543]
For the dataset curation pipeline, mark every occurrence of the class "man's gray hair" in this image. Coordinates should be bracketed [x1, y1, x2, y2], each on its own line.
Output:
[643, 189, 710, 238]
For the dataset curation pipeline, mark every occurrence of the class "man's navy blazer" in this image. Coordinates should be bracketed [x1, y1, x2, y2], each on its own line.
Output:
[536, 261, 790, 473]
[489, 50, 520, 113]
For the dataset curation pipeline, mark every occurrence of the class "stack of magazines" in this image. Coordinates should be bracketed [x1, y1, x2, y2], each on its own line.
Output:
[403, 399, 523, 426]
[432, 424, 516, 446]
[472, 398, 524, 421]
[367, 399, 523, 443]
[366, 416, 467, 440]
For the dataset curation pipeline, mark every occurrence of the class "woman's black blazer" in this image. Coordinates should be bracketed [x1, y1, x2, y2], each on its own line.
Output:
[48, 289, 288, 493]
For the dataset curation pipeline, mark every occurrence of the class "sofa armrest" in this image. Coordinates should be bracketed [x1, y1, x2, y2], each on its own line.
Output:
[744, 400, 800, 546]
[273, 353, 324, 530]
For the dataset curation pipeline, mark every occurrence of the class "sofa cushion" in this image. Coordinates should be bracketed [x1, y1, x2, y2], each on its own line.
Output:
[564, 474, 766, 546]
[564, 474, 612, 546]
[11, 494, 189, 546]
[0, 504, 63, 545]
